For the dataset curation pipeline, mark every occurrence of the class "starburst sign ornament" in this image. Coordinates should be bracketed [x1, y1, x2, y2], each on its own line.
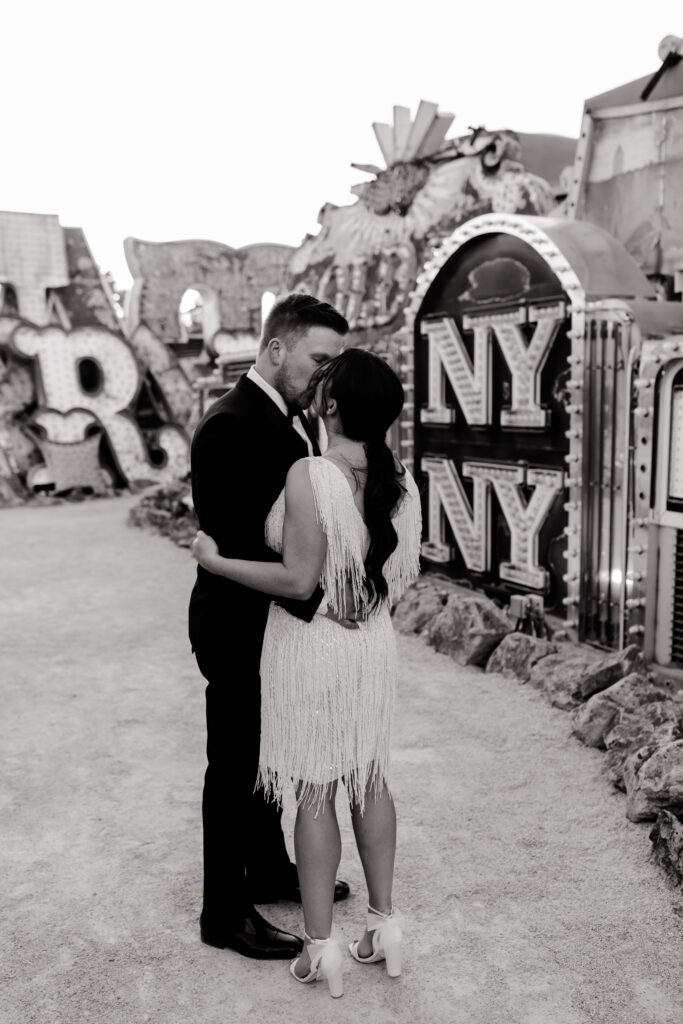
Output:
[350, 101, 455, 216]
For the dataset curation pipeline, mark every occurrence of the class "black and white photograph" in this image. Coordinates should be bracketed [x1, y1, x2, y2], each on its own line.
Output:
[3, 2, 683, 1021]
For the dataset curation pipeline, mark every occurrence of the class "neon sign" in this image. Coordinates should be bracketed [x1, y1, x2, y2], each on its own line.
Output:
[414, 234, 571, 609]
[12, 323, 189, 486]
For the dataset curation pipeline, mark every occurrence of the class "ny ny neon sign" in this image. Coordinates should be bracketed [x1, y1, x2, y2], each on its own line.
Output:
[419, 300, 567, 591]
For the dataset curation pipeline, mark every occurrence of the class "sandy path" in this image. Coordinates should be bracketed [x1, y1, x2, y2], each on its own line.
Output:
[2, 496, 683, 1024]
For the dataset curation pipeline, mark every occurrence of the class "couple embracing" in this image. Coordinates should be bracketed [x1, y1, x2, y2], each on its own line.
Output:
[188, 293, 421, 998]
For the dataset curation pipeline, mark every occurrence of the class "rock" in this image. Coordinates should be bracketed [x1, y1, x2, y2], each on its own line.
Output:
[128, 478, 198, 548]
[527, 646, 604, 710]
[485, 632, 557, 682]
[624, 740, 683, 822]
[649, 810, 683, 888]
[572, 644, 647, 703]
[146, 508, 172, 527]
[392, 580, 447, 635]
[0, 472, 26, 506]
[527, 644, 647, 711]
[572, 672, 675, 748]
[127, 505, 148, 528]
[623, 745, 662, 821]
[165, 517, 200, 549]
[604, 701, 683, 788]
[426, 592, 513, 666]
[423, 573, 466, 600]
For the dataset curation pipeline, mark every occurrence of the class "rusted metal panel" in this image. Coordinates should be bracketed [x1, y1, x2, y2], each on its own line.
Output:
[571, 78, 683, 279]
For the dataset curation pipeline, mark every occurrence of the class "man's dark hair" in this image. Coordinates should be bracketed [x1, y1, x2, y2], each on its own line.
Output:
[259, 293, 349, 352]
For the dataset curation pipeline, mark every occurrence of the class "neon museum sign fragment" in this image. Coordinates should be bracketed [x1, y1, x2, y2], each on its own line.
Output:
[12, 324, 189, 485]
[419, 301, 566, 592]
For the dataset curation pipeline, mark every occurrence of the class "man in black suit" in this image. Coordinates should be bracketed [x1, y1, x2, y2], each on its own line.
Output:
[189, 293, 350, 959]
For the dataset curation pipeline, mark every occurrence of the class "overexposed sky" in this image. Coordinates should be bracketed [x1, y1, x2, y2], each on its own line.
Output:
[2, 0, 680, 288]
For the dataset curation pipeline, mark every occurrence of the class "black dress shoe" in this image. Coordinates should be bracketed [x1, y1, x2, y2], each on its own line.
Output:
[249, 869, 351, 905]
[200, 909, 303, 959]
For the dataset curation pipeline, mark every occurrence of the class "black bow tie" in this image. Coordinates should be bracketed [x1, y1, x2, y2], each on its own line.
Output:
[290, 409, 321, 456]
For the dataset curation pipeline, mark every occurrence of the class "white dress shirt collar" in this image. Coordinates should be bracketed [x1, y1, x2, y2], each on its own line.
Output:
[246, 365, 289, 419]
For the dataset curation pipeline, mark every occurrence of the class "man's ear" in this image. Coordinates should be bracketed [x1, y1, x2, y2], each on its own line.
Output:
[266, 337, 283, 364]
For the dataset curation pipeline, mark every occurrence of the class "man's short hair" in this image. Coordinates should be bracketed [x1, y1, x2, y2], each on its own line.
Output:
[259, 293, 349, 352]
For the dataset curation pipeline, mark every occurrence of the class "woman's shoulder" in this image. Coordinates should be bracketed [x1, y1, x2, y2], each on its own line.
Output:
[291, 456, 362, 510]
[285, 457, 316, 487]
[285, 456, 339, 497]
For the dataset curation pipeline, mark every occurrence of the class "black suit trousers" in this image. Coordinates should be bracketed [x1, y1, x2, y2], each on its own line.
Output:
[194, 634, 291, 925]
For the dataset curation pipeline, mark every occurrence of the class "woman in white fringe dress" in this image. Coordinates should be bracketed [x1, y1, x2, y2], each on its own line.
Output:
[191, 349, 421, 998]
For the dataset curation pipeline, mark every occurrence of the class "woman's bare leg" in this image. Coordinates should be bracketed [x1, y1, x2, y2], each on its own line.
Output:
[292, 781, 340, 977]
[350, 779, 396, 957]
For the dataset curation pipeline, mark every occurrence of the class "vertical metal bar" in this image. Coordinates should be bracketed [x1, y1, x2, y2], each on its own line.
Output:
[600, 321, 612, 645]
[578, 319, 590, 642]
[590, 318, 598, 642]
[618, 333, 636, 650]
[580, 318, 597, 642]
[606, 322, 619, 646]
[596, 321, 608, 644]
[673, 530, 683, 663]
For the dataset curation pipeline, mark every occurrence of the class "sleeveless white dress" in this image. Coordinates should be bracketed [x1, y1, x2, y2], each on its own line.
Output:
[257, 456, 421, 812]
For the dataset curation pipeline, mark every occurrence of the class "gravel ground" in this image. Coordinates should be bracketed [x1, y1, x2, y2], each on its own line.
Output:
[2, 495, 683, 1024]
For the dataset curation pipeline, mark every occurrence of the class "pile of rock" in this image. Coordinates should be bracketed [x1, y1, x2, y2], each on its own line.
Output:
[393, 574, 683, 888]
[128, 479, 197, 548]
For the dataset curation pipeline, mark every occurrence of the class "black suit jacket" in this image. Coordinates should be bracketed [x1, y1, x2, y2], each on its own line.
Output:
[188, 375, 322, 658]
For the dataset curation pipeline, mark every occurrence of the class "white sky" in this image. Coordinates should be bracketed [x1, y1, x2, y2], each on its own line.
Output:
[2, 0, 680, 289]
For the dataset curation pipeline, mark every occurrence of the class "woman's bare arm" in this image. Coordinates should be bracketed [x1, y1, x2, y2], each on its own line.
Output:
[191, 461, 326, 601]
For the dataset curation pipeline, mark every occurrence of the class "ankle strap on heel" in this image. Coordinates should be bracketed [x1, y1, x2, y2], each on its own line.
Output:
[366, 905, 395, 930]
[304, 932, 339, 963]
[367, 905, 393, 917]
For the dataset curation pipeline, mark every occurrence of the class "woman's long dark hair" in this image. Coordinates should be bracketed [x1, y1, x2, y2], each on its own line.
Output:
[311, 348, 407, 609]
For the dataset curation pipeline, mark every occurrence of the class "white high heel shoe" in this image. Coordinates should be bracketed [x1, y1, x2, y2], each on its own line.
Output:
[289, 932, 344, 998]
[349, 905, 402, 977]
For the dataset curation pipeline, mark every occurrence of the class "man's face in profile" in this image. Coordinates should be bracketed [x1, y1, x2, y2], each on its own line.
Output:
[274, 326, 344, 410]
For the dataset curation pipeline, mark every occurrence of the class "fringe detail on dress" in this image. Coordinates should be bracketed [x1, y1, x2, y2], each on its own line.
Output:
[306, 458, 368, 619]
[385, 472, 422, 606]
[257, 604, 396, 815]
